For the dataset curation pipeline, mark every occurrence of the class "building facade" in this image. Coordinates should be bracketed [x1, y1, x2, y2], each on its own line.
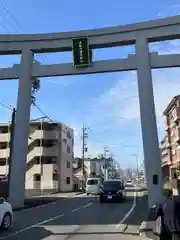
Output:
[72, 157, 105, 189]
[161, 95, 180, 179]
[0, 119, 74, 195]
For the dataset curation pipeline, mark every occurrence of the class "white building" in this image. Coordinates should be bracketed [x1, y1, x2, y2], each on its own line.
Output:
[73, 157, 105, 187]
[0, 119, 74, 195]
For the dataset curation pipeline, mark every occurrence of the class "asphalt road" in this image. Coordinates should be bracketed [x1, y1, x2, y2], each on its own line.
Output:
[0, 191, 149, 240]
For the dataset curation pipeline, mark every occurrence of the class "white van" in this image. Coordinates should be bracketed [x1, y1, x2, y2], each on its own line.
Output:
[86, 178, 102, 195]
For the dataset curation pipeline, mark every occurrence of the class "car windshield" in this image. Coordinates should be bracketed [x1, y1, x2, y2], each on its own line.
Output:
[87, 179, 98, 185]
[103, 181, 123, 190]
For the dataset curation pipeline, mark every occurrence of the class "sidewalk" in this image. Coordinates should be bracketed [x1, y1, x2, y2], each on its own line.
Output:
[14, 191, 83, 211]
[139, 195, 180, 239]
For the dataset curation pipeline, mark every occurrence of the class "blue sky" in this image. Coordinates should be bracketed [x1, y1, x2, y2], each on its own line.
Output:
[0, 0, 180, 169]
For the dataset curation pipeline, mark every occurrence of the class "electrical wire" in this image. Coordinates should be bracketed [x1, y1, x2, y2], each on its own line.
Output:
[0, 2, 49, 62]
[33, 102, 72, 137]
[0, 101, 13, 111]
[0, 3, 74, 137]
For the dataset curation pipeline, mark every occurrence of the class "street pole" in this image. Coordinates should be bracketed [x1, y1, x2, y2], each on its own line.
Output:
[81, 124, 89, 191]
[7, 108, 16, 198]
[132, 154, 139, 182]
[82, 125, 85, 191]
[104, 147, 109, 180]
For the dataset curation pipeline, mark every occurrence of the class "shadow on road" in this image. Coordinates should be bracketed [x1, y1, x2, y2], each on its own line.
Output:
[14, 193, 82, 211]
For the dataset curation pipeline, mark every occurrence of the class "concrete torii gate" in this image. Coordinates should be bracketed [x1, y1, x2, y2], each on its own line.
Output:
[1, 15, 180, 208]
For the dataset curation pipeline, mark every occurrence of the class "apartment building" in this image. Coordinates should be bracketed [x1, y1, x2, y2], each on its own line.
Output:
[0, 119, 74, 195]
[161, 95, 180, 178]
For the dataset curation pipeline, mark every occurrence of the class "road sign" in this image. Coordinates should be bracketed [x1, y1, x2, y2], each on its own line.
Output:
[72, 37, 91, 67]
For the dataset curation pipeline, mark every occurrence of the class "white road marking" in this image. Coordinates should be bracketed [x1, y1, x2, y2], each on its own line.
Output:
[0, 202, 92, 239]
[115, 191, 137, 228]
[72, 202, 92, 212]
[0, 214, 64, 240]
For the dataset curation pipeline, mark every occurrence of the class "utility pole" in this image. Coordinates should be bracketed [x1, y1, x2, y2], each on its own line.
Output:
[81, 124, 88, 191]
[104, 147, 109, 180]
[132, 154, 139, 182]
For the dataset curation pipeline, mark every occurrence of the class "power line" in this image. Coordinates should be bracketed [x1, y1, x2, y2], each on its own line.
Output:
[0, 2, 49, 62]
[0, 3, 27, 32]
[33, 102, 73, 137]
[0, 101, 13, 111]
[0, 99, 70, 135]
[33, 102, 53, 122]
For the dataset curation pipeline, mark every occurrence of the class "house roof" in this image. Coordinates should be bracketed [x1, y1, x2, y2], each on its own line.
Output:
[163, 95, 180, 116]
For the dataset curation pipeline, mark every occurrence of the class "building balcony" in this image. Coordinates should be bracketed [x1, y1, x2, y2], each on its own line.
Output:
[29, 130, 58, 141]
[161, 148, 168, 157]
[161, 155, 171, 167]
[175, 127, 180, 143]
[0, 166, 8, 175]
[0, 149, 9, 159]
[174, 115, 179, 123]
[27, 146, 58, 163]
[0, 134, 9, 143]
[173, 107, 180, 122]
[164, 117, 169, 131]
[165, 139, 171, 148]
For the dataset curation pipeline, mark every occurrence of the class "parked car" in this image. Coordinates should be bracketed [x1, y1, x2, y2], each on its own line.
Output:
[100, 179, 126, 203]
[0, 197, 13, 230]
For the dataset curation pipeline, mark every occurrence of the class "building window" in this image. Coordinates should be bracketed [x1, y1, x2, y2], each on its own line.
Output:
[34, 174, 41, 181]
[0, 159, 6, 166]
[0, 127, 8, 134]
[53, 172, 58, 181]
[67, 145, 70, 153]
[0, 143, 7, 149]
[67, 160, 70, 168]
[66, 177, 70, 184]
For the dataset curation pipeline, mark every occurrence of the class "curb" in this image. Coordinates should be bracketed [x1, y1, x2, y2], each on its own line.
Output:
[13, 192, 84, 211]
[139, 221, 155, 237]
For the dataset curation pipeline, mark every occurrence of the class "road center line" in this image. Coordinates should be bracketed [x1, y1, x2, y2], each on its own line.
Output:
[0, 202, 92, 239]
[116, 191, 137, 228]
